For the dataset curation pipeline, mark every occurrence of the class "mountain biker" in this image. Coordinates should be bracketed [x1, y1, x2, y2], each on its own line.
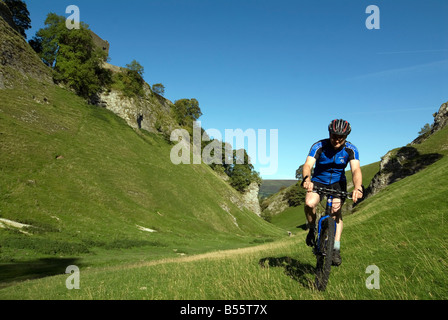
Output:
[301, 119, 363, 266]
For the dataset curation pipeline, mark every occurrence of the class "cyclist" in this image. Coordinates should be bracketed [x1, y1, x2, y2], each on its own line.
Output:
[301, 119, 363, 266]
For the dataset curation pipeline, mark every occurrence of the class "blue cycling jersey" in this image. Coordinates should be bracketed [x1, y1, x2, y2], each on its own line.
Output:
[308, 139, 359, 185]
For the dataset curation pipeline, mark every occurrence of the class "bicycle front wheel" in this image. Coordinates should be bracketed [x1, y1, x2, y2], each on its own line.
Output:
[315, 217, 335, 291]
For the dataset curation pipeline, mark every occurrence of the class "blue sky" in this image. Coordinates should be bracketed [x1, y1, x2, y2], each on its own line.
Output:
[25, 0, 448, 179]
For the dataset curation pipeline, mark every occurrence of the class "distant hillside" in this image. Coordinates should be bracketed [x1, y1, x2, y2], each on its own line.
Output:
[259, 180, 297, 198]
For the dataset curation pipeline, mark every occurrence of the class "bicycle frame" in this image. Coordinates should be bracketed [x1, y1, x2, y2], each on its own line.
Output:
[301, 176, 358, 291]
[313, 186, 351, 253]
[315, 196, 337, 255]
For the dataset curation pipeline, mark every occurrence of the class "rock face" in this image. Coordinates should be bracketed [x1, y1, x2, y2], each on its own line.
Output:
[365, 101, 447, 198]
[260, 188, 289, 216]
[412, 102, 448, 145]
[242, 182, 262, 216]
[98, 70, 177, 135]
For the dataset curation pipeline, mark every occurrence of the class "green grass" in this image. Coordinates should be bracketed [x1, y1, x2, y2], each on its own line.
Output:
[345, 160, 380, 191]
[270, 206, 305, 234]
[2, 13, 446, 300]
[1, 62, 447, 299]
[0, 77, 286, 280]
[1, 123, 447, 299]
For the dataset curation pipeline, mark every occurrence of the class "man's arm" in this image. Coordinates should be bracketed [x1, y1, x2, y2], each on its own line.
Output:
[350, 159, 363, 203]
[302, 156, 316, 192]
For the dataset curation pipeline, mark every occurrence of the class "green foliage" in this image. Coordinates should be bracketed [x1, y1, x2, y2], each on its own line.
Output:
[295, 165, 303, 180]
[54, 27, 111, 100]
[125, 59, 144, 77]
[112, 69, 144, 98]
[173, 98, 202, 126]
[226, 150, 262, 193]
[29, 13, 111, 101]
[283, 183, 306, 207]
[110, 60, 145, 98]
[260, 209, 272, 223]
[296, 164, 313, 181]
[29, 13, 65, 67]
[4, 0, 31, 38]
[152, 83, 165, 96]
[1, 236, 90, 255]
[418, 123, 432, 136]
[229, 165, 254, 192]
[208, 145, 262, 193]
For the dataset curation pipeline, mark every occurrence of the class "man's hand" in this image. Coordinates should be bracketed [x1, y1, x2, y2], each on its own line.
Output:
[303, 180, 314, 192]
[301, 176, 314, 192]
[352, 186, 364, 203]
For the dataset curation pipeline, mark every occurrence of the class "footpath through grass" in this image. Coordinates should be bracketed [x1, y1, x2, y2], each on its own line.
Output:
[1, 153, 447, 299]
[1, 77, 447, 299]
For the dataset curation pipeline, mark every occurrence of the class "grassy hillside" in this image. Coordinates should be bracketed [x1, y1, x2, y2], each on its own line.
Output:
[0, 76, 286, 275]
[1, 123, 445, 300]
[345, 161, 381, 191]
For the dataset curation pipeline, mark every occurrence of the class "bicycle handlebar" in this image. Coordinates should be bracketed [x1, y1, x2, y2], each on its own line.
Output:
[301, 176, 352, 199]
[312, 185, 352, 200]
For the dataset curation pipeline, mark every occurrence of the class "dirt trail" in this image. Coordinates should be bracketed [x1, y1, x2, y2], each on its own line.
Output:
[98, 237, 300, 273]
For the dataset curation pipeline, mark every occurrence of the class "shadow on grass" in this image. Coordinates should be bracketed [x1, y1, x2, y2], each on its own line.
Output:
[0, 258, 81, 288]
[259, 256, 315, 289]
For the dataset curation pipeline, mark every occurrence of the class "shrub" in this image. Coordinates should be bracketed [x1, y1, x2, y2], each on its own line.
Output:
[283, 184, 305, 207]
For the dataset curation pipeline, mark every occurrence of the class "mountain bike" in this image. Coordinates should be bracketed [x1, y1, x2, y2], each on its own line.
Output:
[301, 177, 352, 291]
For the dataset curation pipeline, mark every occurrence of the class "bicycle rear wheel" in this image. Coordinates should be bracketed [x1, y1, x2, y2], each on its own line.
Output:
[315, 217, 335, 291]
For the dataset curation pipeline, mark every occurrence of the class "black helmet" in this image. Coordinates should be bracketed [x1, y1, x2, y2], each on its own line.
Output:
[328, 119, 351, 136]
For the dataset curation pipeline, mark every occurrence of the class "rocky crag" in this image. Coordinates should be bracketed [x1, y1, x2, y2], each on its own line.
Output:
[365, 102, 447, 198]
[260, 187, 290, 217]
[98, 63, 177, 136]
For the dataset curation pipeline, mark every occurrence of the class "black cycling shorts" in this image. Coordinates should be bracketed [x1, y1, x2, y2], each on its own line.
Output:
[313, 180, 347, 202]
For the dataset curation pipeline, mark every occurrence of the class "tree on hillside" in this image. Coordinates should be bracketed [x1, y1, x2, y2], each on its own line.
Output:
[418, 123, 432, 136]
[283, 184, 306, 207]
[4, 0, 31, 38]
[296, 164, 313, 181]
[126, 60, 144, 78]
[29, 13, 65, 67]
[29, 13, 110, 101]
[173, 98, 202, 126]
[295, 165, 303, 181]
[112, 60, 145, 97]
[152, 83, 165, 96]
[224, 149, 262, 193]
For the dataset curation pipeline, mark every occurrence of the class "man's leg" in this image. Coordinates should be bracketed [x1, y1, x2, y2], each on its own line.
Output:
[331, 199, 343, 266]
[304, 192, 320, 246]
[332, 199, 343, 242]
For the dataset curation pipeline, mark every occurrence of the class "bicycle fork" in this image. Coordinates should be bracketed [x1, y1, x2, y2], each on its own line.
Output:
[314, 196, 337, 255]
